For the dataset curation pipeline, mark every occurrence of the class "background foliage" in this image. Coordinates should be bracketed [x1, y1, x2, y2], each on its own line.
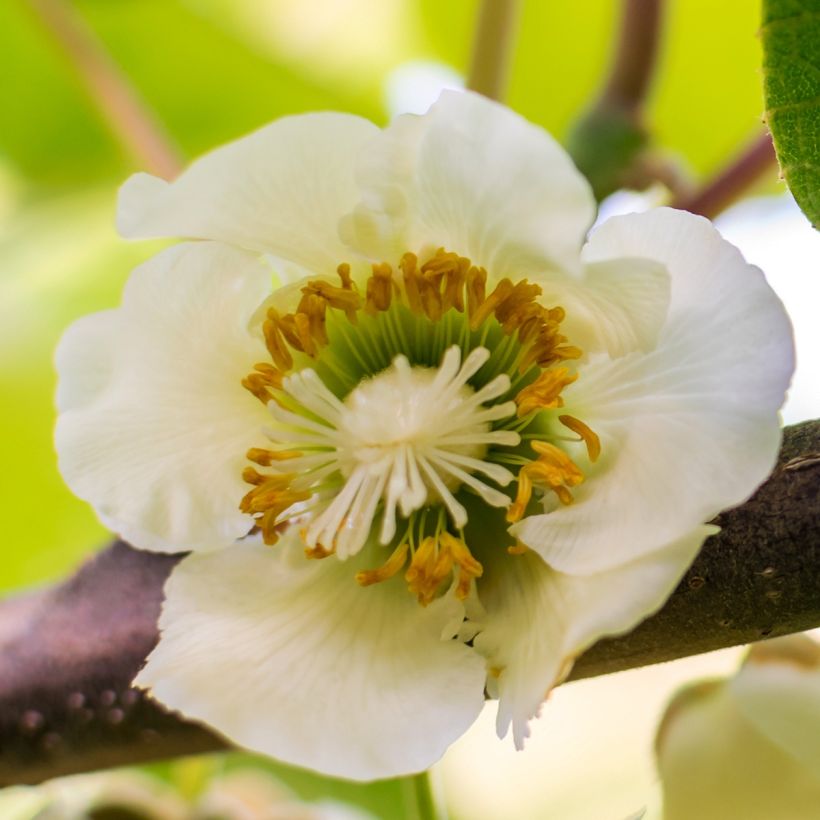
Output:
[1, 2, 811, 818]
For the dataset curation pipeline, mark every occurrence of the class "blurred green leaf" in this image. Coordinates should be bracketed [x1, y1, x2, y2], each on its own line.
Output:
[0, 0, 380, 189]
[762, 0, 820, 227]
[0, 190, 164, 593]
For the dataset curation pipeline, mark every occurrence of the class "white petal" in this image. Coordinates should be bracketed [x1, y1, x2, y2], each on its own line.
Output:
[515, 208, 794, 573]
[118, 113, 379, 278]
[137, 539, 486, 780]
[656, 657, 820, 820]
[536, 256, 671, 357]
[473, 525, 712, 748]
[730, 636, 820, 778]
[55, 242, 272, 552]
[341, 90, 596, 276]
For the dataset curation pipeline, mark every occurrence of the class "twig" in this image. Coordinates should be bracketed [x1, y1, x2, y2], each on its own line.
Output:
[1, 420, 818, 785]
[600, 0, 665, 113]
[465, 0, 521, 101]
[25, 0, 182, 179]
[669, 132, 779, 219]
[567, 0, 666, 200]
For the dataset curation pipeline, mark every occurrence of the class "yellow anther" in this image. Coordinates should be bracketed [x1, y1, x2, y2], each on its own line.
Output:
[507, 469, 533, 523]
[493, 280, 542, 327]
[559, 415, 601, 462]
[507, 541, 529, 555]
[469, 278, 514, 331]
[554, 344, 583, 361]
[240, 469, 310, 546]
[508, 440, 586, 520]
[246, 447, 302, 466]
[241, 374, 274, 404]
[242, 466, 267, 486]
[258, 509, 286, 546]
[465, 266, 487, 320]
[355, 541, 411, 587]
[298, 293, 329, 347]
[404, 535, 464, 606]
[439, 532, 483, 600]
[337, 262, 354, 291]
[292, 312, 317, 357]
[365, 262, 395, 314]
[269, 310, 304, 353]
[304, 542, 335, 560]
[262, 312, 294, 371]
[399, 252, 424, 314]
[515, 367, 578, 416]
[421, 249, 469, 314]
[418, 275, 444, 322]
[301, 278, 361, 323]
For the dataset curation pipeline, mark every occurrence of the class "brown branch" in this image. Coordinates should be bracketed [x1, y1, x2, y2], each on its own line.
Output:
[600, 0, 665, 113]
[567, 0, 667, 200]
[1, 421, 818, 786]
[25, 0, 182, 179]
[669, 132, 779, 219]
[465, 0, 522, 101]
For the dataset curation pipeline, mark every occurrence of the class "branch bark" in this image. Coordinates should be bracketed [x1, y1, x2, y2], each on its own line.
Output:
[1, 421, 818, 786]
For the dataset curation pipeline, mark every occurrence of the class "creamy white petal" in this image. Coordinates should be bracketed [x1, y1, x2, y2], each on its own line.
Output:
[118, 113, 379, 278]
[730, 637, 820, 778]
[657, 661, 820, 820]
[137, 539, 486, 781]
[473, 525, 712, 749]
[55, 242, 271, 552]
[341, 90, 596, 276]
[535, 256, 671, 357]
[515, 208, 794, 574]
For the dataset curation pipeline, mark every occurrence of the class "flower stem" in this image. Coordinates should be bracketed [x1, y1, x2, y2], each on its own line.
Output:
[401, 770, 444, 820]
[669, 132, 778, 219]
[25, 0, 182, 179]
[601, 0, 665, 113]
[465, 0, 521, 101]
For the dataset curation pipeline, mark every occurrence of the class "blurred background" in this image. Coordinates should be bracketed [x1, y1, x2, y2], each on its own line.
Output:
[1, 1, 818, 818]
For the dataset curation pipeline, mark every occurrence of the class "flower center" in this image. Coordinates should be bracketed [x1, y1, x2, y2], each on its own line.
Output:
[239, 249, 601, 605]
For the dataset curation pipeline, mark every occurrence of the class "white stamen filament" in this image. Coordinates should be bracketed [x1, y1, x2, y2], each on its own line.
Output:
[266, 346, 521, 558]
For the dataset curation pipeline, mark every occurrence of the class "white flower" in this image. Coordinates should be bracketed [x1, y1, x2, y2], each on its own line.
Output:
[55, 91, 794, 781]
[655, 635, 820, 820]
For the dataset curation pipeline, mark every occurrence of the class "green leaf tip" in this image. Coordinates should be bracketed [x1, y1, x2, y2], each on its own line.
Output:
[761, 0, 820, 228]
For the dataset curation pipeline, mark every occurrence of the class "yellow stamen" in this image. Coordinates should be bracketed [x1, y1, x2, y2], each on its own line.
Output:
[269, 310, 303, 354]
[295, 293, 328, 346]
[515, 367, 578, 416]
[336, 262, 354, 291]
[365, 262, 395, 314]
[305, 542, 335, 560]
[507, 469, 533, 523]
[465, 266, 487, 320]
[559, 414, 601, 462]
[507, 541, 528, 555]
[469, 278, 514, 330]
[355, 541, 410, 586]
[439, 532, 484, 600]
[262, 313, 293, 371]
[508, 440, 587, 521]
[399, 252, 424, 314]
[493, 279, 542, 327]
[240, 470, 311, 545]
[421, 249, 469, 313]
[246, 447, 302, 466]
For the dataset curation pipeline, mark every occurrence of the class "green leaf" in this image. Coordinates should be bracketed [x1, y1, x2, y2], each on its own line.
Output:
[762, 0, 820, 227]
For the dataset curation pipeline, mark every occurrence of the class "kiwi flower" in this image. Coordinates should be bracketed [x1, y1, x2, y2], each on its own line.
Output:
[55, 91, 794, 781]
